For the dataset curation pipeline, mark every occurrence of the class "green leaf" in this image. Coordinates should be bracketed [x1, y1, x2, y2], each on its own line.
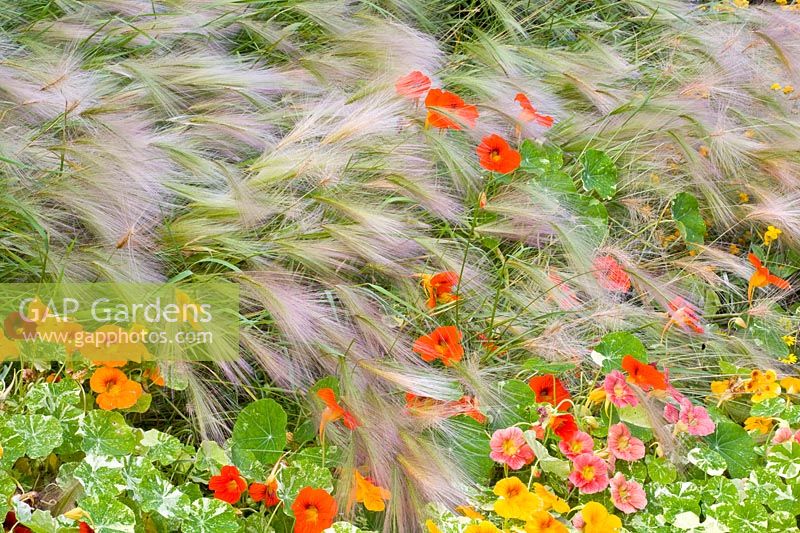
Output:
[618, 404, 653, 429]
[441, 416, 493, 484]
[524, 432, 570, 478]
[74, 455, 126, 498]
[0, 471, 16, 516]
[493, 379, 537, 428]
[750, 397, 787, 419]
[646, 455, 677, 484]
[705, 421, 757, 478]
[592, 331, 647, 371]
[671, 192, 706, 246]
[81, 495, 136, 533]
[141, 429, 185, 465]
[176, 498, 240, 533]
[277, 459, 334, 518]
[652, 482, 701, 521]
[765, 442, 800, 479]
[7, 414, 63, 458]
[136, 470, 191, 519]
[521, 358, 575, 374]
[580, 149, 618, 200]
[231, 398, 287, 476]
[687, 445, 727, 476]
[79, 410, 141, 456]
[519, 140, 564, 177]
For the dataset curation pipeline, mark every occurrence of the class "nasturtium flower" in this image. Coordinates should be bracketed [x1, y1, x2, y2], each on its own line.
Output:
[424, 89, 478, 130]
[490, 427, 535, 470]
[592, 256, 631, 293]
[549, 413, 578, 440]
[0, 328, 19, 359]
[515, 93, 554, 128]
[464, 521, 501, 533]
[763, 225, 783, 245]
[744, 416, 773, 434]
[395, 71, 431, 100]
[747, 253, 790, 303]
[425, 519, 442, 533]
[208, 465, 246, 505]
[533, 483, 569, 514]
[780, 376, 800, 394]
[291, 487, 337, 533]
[143, 366, 165, 386]
[456, 506, 485, 520]
[772, 427, 800, 444]
[739, 192, 750, 203]
[558, 430, 594, 460]
[622, 356, 667, 391]
[412, 326, 464, 366]
[609, 473, 647, 514]
[525, 511, 568, 533]
[353, 471, 390, 512]
[710, 377, 744, 405]
[79, 523, 94, 533]
[574, 501, 621, 533]
[476, 134, 521, 174]
[746, 369, 781, 402]
[316, 388, 359, 435]
[89, 367, 143, 410]
[3, 311, 35, 340]
[493, 477, 542, 521]
[528, 374, 572, 410]
[587, 387, 606, 404]
[607, 423, 645, 461]
[568, 453, 609, 494]
[603, 370, 638, 408]
[249, 478, 280, 506]
[419, 271, 459, 309]
[675, 400, 715, 436]
[665, 296, 704, 334]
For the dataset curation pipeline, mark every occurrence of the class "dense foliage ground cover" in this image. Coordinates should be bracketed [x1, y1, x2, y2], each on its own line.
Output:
[1, 0, 800, 531]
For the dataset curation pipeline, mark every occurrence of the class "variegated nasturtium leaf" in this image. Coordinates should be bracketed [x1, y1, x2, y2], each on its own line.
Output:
[747, 468, 800, 514]
[580, 149, 618, 200]
[80, 495, 136, 533]
[646, 455, 677, 484]
[230, 398, 287, 476]
[750, 397, 787, 418]
[705, 421, 756, 478]
[73, 455, 126, 498]
[671, 192, 705, 246]
[519, 140, 564, 177]
[687, 445, 727, 476]
[79, 410, 141, 456]
[176, 497, 241, 533]
[141, 428, 184, 465]
[591, 331, 647, 371]
[7, 414, 63, 458]
[706, 501, 769, 533]
[699, 477, 739, 506]
[765, 442, 800, 479]
[277, 458, 334, 518]
[136, 470, 191, 519]
[651, 482, 701, 522]
[0, 471, 15, 516]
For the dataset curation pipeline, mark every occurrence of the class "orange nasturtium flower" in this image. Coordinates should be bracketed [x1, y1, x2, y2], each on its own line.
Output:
[89, 367, 143, 410]
[395, 71, 431, 100]
[424, 89, 479, 130]
[353, 471, 391, 512]
[316, 388, 359, 435]
[419, 271, 459, 308]
[528, 375, 572, 410]
[249, 478, 280, 506]
[621, 356, 667, 391]
[476, 134, 521, 174]
[515, 93, 554, 127]
[291, 487, 338, 533]
[412, 326, 464, 366]
[208, 465, 247, 505]
[464, 521, 502, 533]
[579, 501, 622, 533]
[525, 511, 568, 533]
[747, 253, 790, 302]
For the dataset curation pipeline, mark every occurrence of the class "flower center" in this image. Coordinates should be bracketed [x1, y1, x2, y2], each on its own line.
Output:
[613, 383, 625, 397]
[616, 435, 629, 450]
[571, 441, 583, 453]
[502, 439, 520, 456]
[490, 149, 501, 162]
[581, 466, 595, 481]
[304, 505, 319, 523]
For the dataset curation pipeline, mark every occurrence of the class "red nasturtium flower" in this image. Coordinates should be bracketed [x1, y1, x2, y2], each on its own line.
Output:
[395, 71, 431, 99]
[476, 134, 521, 174]
[550, 413, 578, 440]
[4, 512, 32, 533]
[412, 326, 464, 366]
[208, 465, 247, 505]
[622, 355, 667, 391]
[316, 387, 359, 434]
[424, 89, 479, 130]
[89, 367, 143, 410]
[514, 93, 554, 127]
[291, 487, 338, 533]
[405, 393, 487, 423]
[593, 255, 631, 293]
[528, 374, 572, 410]
[665, 296, 704, 334]
[250, 478, 280, 507]
[747, 253, 790, 302]
[78, 523, 95, 533]
[420, 271, 459, 308]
